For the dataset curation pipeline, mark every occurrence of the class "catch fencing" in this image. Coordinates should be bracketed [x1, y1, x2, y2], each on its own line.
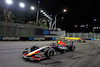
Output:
[0, 22, 100, 39]
[0, 22, 48, 37]
[66, 33, 100, 39]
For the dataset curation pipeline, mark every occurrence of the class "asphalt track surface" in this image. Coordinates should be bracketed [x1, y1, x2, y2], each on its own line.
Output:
[0, 41, 100, 67]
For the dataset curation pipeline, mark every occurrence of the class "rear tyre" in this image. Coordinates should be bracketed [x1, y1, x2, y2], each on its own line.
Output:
[71, 46, 75, 51]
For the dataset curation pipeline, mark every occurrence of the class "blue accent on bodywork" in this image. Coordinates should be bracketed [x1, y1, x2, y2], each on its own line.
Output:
[43, 30, 50, 35]
[29, 37, 33, 40]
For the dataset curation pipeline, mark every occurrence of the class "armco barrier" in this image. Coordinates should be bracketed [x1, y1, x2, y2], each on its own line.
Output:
[84, 38, 94, 40]
[0, 36, 95, 41]
[34, 37, 45, 41]
[0, 37, 56, 41]
[20, 37, 29, 41]
[1, 37, 20, 41]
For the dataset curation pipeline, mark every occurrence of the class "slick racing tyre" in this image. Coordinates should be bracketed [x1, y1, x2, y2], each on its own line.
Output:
[71, 46, 75, 51]
[45, 48, 55, 59]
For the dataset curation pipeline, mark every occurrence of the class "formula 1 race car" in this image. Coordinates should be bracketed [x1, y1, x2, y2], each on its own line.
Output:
[22, 41, 75, 61]
[78, 38, 86, 43]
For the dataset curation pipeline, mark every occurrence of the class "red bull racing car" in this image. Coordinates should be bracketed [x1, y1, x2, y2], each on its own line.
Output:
[23, 41, 75, 61]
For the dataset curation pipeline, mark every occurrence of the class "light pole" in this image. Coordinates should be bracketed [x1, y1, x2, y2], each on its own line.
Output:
[5, 0, 13, 22]
[40, 10, 53, 29]
[5, 0, 13, 5]
[36, 0, 40, 25]
[31, 6, 35, 10]
[52, 9, 67, 30]
[19, 2, 25, 8]
[5, 0, 13, 36]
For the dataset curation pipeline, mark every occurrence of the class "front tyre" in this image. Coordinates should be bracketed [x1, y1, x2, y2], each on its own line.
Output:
[45, 48, 55, 59]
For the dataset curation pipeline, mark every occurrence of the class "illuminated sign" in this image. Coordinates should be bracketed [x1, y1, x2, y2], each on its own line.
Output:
[65, 37, 80, 40]
[50, 31, 58, 34]
[43, 30, 50, 35]
[80, 25, 85, 27]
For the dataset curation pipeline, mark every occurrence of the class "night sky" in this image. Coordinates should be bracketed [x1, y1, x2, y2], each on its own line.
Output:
[0, 0, 100, 32]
